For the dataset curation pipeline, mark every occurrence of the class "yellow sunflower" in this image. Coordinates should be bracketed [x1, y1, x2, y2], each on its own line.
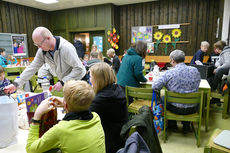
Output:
[162, 35, 171, 43]
[154, 31, 163, 40]
[172, 29, 181, 38]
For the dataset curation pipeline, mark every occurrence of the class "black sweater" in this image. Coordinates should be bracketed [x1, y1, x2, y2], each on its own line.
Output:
[90, 84, 128, 153]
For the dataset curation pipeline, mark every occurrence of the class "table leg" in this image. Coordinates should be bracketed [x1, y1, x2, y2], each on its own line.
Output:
[206, 89, 211, 132]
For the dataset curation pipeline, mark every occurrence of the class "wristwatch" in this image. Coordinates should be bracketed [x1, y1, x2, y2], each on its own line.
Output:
[32, 118, 41, 124]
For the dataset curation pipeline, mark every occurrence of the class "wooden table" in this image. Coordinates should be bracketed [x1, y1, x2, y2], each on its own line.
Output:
[204, 129, 230, 153]
[140, 79, 211, 132]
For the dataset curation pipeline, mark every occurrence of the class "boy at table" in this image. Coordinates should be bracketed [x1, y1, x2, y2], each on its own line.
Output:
[0, 66, 11, 96]
[190, 41, 209, 64]
[26, 80, 105, 153]
[152, 50, 201, 134]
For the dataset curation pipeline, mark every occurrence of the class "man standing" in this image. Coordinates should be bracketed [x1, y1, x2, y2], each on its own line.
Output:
[5, 26, 86, 93]
[106, 48, 120, 74]
[152, 50, 201, 134]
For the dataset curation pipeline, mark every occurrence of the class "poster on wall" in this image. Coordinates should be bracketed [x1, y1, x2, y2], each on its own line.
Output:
[11, 35, 27, 56]
[131, 26, 152, 43]
[93, 36, 103, 52]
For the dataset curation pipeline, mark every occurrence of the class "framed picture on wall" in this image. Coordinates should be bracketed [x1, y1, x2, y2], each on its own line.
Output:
[93, 36, 103, 52]
[11, 34, 27, 57]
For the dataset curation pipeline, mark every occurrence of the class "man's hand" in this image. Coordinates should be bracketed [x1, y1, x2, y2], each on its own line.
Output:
[4, 84, 17, 94]
[53, 81, 63, 91]
[34, 98, 56, 120]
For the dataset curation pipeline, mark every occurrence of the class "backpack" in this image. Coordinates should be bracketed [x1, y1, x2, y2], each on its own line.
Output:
[218, 76, 230, 95]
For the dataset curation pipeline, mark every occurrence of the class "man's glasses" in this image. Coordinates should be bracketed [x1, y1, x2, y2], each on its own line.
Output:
[34, 37, 46, 47]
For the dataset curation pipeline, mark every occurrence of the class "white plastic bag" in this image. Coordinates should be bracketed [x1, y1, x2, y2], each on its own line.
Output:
[0, 96, 18, 148]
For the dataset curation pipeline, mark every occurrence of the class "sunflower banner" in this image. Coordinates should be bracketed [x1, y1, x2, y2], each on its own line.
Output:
[153, 31, 163, 51]
[171, 29, 181, 49]
[107, 28, 119, 49]
[162, 34, 171, 55]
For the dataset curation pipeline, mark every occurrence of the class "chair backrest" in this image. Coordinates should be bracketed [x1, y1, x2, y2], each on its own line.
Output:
[4, 67, 21, 77]
[164, 91, 203, 114]
[125, 86, 153, 106]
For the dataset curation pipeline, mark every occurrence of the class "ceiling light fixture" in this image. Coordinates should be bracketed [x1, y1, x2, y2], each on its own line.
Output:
[35, 0, 59, 4]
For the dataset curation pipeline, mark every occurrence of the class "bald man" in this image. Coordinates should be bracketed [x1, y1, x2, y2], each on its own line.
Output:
[5, 26, 86, 93]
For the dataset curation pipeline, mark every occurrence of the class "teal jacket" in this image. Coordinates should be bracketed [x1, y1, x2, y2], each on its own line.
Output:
[117, 48, 147, 87]
[0, 55, 7, 67]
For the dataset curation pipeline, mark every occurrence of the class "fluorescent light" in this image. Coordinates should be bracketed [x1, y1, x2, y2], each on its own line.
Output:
[35, 0, 58, 4]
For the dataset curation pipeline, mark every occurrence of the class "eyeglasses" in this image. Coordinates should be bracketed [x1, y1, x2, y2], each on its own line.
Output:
[34, 37, 46, 47]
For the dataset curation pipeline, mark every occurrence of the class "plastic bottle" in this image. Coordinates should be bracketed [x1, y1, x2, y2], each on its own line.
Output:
[20, 57, 23, 66]
[41, 76, 50, 91]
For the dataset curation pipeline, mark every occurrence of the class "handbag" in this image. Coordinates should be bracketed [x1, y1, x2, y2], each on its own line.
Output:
[151, 90, 164, 134]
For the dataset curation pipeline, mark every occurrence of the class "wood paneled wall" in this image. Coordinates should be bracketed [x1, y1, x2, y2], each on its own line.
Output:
[117, 0, 225, 56]
[49, 4, 114, 53]
[0, 1, 49, 57]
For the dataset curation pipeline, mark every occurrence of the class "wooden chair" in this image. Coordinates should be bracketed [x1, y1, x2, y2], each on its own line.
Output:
[210, 91, 229, 119]
[125, 86, 153, 114]
[163, 91, 203, 147]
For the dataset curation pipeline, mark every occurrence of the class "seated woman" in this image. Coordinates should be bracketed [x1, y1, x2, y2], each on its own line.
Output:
[26, 80, 105, 153]
[89, 62, 128, 153]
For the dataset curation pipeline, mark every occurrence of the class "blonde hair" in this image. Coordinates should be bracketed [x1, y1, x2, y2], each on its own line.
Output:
[107, 48, 115, 55]
[89, 62, 116, 93]
[63, 80, 95, 112]
[97, 51, 104, 61]
[7, 55, 16, 63]
[201, 41, 210, 48]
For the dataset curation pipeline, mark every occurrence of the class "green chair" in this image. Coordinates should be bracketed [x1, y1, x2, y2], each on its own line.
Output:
[4, 67, 21, 82]
[210, 91, 229, 119]
[125, 86, 153, 114]
[163, 91, 203, 147]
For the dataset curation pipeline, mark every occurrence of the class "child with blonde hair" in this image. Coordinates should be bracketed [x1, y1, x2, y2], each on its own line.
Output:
[190, 41, 210, 64]
[26, 80, 105, 153]
[7, 54, 17, 65]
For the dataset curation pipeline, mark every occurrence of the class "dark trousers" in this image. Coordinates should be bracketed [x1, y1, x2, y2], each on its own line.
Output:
[166, 102, 199, 128]
[210, 67, 229, 90]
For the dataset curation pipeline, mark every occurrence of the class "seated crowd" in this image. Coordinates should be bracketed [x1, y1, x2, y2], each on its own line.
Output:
[2, 26, 229, 153]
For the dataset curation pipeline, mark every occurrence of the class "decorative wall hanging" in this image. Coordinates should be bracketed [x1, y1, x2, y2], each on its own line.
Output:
[171, 29, 182, 49]
[131, 26, 152, 43]
[153, 31, 163, 51]
[147, 42, 154, 53]
[162, 34, 171, 55]
[107, 28, 120, 49]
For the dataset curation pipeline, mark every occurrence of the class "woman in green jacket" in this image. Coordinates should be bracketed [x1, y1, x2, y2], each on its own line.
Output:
[117, 41, 147, 89]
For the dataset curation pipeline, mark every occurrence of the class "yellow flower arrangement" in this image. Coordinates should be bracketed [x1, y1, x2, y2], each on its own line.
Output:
[162, 35, 171, 43]
[154, 31, 163, 40]
[172, 29, 181, 38]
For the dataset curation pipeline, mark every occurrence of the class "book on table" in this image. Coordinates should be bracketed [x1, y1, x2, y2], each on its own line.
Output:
[25, 91, 57, 137]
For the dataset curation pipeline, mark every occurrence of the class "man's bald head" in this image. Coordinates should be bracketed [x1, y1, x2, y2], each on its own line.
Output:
[32, 26, 55, 51]
[32, 27, 52, 40]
